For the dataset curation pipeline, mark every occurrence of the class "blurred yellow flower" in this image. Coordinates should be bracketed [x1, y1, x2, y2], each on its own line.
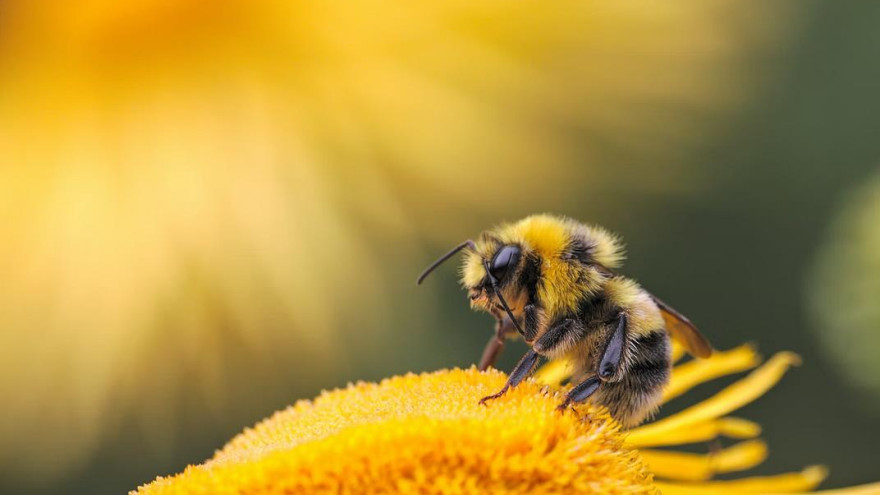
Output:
[0, 0, 798, 483]
[133, 347, 880, 495]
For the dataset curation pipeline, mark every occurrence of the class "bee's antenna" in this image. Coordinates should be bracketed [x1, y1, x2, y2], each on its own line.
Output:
[417, 239, 525, 337]
[484, 262, 526, 338]
[417, 240, 477, 285]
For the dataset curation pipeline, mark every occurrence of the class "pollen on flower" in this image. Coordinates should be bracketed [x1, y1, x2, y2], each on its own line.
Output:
[132, 368, 657, 495]
[133, 348, 880, 495]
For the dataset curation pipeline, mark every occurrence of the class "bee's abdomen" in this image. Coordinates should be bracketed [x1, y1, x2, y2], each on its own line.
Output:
[593, 329, 671, 427]
[625, 330, 671, 388]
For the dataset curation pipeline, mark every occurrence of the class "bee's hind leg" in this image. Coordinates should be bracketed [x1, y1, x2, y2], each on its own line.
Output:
[479, 349, 540, 405]
[556, 376, 601, 411]
[598, 313, 627, 381]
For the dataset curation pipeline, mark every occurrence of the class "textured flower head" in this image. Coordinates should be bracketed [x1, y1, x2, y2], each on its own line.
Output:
[136, 369, 655, 494]
[134, 345, 880, 494]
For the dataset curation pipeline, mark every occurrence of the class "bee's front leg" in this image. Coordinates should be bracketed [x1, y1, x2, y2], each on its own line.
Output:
[532, 318, 577, 355]
[479, 349, 540, 405]
[478, 304, 541, 371]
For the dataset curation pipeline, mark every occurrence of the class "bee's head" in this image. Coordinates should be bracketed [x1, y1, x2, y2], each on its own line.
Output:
[417, 236, 533, 337]
[417, 214, 623, 334]
[461, 242, 531, 317]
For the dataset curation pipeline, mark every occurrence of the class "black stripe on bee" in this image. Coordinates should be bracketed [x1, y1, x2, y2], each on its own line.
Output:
[520, 253, 542, 303]
[563, 237, 590, 263]
[576, 292, 617, 326]
[627, 330, 671, 388]
[565, 236, 596, 264]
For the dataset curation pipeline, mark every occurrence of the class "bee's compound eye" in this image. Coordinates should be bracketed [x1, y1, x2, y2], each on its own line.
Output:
[489, 245, 520, 281]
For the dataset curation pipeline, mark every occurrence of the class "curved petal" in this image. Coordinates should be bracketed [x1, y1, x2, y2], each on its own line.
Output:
[629, 352, 800, 440]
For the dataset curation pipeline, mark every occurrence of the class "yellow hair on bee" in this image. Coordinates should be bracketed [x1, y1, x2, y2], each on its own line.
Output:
[460, 250, 488, 289]
[500, 214, 624, 267]
[604, 277, 664, 337]
[459, 214, 625, 319]
[570, 222, 625, 269]
[461, 215, 571, 289]
[510, 216, 590, 317]
[500, 215, 570, 259]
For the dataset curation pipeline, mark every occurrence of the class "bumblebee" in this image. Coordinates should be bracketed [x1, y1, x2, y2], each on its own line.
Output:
[417, 214, 711, 426]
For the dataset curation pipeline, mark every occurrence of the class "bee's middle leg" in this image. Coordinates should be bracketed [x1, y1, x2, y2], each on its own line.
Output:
[557, 314, 628, 411]
[479, 349, 540, 405]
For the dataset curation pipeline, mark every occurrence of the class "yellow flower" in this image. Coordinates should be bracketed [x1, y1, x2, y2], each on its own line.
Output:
[134, 368, 655, 494]
[133, 344, 880, 495]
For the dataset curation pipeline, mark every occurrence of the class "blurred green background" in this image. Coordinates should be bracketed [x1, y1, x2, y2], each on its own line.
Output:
[1, 1, 879, 493]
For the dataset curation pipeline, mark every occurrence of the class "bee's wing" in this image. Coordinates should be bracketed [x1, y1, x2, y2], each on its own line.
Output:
[649, 294, 713, 358]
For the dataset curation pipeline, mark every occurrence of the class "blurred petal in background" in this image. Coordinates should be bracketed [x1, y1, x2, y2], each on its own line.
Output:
[5, 1, 880, 494]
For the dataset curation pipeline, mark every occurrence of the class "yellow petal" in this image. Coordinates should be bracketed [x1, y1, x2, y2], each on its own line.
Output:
[639, 440, 767, 481]
[656, 465, 827, 494]
[715, 417, 764, 439]
[626, 417, 761, 448]
[533, 357, 573, 386]
[806, 483, 880, 495]
[629, 352, 801, 440]
[671, 340, 686, 364]
[663, 345, 762, 403]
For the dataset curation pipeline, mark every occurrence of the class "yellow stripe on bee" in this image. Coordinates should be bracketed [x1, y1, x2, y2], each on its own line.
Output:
[503, 214, 571, 258]
[604, 277, 663, 337]
[538, 262, 590, 316]
[503, 215, 588, 316]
